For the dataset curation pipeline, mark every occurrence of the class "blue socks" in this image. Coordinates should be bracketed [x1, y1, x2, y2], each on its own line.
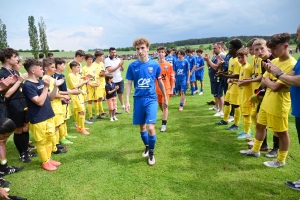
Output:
[180, 102, 184, 107]
[148, 135, 156, 153]
[140, 131, 149, 145]
[191, 86, 195, 95]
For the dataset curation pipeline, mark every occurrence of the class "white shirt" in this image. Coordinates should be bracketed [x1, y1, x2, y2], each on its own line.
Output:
[104, 57, 123, 83]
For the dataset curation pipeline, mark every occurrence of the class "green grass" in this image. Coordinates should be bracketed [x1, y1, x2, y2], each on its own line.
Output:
[5, 58, 300, 199]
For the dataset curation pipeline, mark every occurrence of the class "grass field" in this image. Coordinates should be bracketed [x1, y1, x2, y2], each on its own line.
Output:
[4, 57, 300, 199]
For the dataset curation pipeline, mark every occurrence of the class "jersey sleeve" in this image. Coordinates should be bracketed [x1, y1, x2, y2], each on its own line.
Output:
[22, 81, 39, 100]
[156, 64, 161, 79]
[67, 74, 77, 89]
[126, 64, 133, 81]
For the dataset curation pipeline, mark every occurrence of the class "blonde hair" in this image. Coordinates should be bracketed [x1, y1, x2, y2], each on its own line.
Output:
[133, 37, 150, 48]
[253, 38, 267, 47]
[236, 47, 248, 56]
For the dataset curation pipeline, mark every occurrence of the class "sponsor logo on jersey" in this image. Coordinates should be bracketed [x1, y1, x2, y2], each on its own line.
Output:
[138, 78, 151, 88]
[177, 69, 184, 75]
[148, 67, 153, 73]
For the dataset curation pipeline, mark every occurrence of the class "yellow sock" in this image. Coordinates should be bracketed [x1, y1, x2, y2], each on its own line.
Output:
[243, 115, 251, 133]
[52, 130, 59, 152]
[63, 122, 68, 137]
[251, 139, 263, 152]
[250, 109, 257, 127]
[46, 137, 54, 155]
[87, 103, 93, 118]
[98, 101, 104, 113]
[277, 150, 288, 163]
[74, 110, 78, 125]
[95, 102, 99, 116]
[223, 105, 231, 122]
[78, 114, 85, 129]
[234, 107, 241, 126]
[36, 140, 48, 163]
[59, 124, 65, 140]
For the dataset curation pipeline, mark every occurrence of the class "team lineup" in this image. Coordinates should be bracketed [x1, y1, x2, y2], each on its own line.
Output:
[0, 24, 300, 198]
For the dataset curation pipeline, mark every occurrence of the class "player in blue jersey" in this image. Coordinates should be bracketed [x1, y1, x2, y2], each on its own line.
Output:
[186, 48, 197, 95]
[195, 49, 205, 95]
[125, 37, 167, 166]
[174, 49, 190, 111]
[165, 48, 176, 67]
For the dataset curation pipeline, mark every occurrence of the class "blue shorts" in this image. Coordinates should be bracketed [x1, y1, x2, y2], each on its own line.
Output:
[190, 73, 196, 82]
[176, 84, 187, 92]
[133, 97, 158, 125]
[196, 75, 204, 81]
[218, 78, 228, 97]
[212, 82, 222, 97]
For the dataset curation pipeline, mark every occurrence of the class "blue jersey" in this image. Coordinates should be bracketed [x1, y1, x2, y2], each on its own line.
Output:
[165, 55, 176, 67]
[291, 58, 300, 118]
[220, 54, 232, 81]
[186, 55, 197, 70]
[195, 56, 205, 76]
[22, 79, 55, 124]
[126, 59, 161, 98]
[174, 59, 190, 84]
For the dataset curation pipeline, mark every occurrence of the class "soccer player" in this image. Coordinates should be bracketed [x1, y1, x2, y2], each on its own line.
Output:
[174, 49, 190, 111]
[22, 58, 62, 171]
[67, 61, 90, 135]
[82, 54, 100, 122]
[215, 39, 243, 129]
[204, 43, 225, 116]
[53, 58, 78, 144]
[48, 52, 54, 59]
[186, 48, 197, 95]
[240, 33, 297, 168]
[156, 46, 174, 132]
[236, 48, 253, 139]
[125, 37, 167, 166]
[43, 59, 69, 154]
[105, 47, 125, 114]
[195, 49, 205, 95]
[0, 48, 33, 163]
[92, 50, 107, 119]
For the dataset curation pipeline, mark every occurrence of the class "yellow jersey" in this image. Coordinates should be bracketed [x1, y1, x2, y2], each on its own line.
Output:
[91, 61, 106, 89]
[260, 57, 297, 117]
[251, 55, 263, 91]
[238, 63, 253, 108]
[227, 57, 241, 95]
[43, 76, 63, 114]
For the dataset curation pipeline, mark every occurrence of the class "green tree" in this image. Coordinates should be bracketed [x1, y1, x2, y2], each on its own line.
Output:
[199, 44, 204, 49]
[28, 16, 39, 59]
[38, 17, 49, 57]
[0, 19, 8, 49]
[207, 44, 212, 51]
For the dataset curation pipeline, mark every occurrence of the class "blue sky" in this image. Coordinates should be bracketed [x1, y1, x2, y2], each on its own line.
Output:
[1, 0, 299, 51]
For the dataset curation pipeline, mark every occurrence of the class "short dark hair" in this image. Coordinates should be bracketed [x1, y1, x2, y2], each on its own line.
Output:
[0, 48, 19, 64]
[156, 46, 166, 53]
[23, 58, 39, 72]
[185, 48, 193, 53]
[229, 38, 243, 49]
[39, 53, 44, 59]
[54, 58, 65, 68]
[166, 48, 172, 54]
[196, 49, 203, 54]
[105, 73, 113, 82]
[94, 50, 104, 57]
[48, 52, 53, 57]
[109, 47, 116, 52]
[43, 58, 55, 69]
[177, 49, 185, 56]
[85, 54, 93, 60]
[267, 33, 291, 48]
[75, 50, 85, 57]
[0, 118, 16, 134]
[69, 61, 80, 69]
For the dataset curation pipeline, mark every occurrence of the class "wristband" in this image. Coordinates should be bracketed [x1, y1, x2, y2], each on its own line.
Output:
[275, 71, 284, 79]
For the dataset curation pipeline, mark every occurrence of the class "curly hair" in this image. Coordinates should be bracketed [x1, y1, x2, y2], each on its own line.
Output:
[0, 48, 19, 64]
[23, 58, 40, 72]
[133, 37, 151, 48]
[229, 38, 243, 49]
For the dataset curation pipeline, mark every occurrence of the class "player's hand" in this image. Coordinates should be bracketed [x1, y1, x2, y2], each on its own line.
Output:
[163, 99, 168, 109]
[203, 54, 210, 61]
[10, 74, 19, 84]
[43, 75, 51, 88]
[125, 102, 130, 113]
[0, 187, 9, 199]
[238, 80, 249, 86]
[85, 74, 93, 79]
[55, 77, 64, 87]
[70, 89, 81, 95]
[115, 85, 119, 90]
[261, 77, 267, 86]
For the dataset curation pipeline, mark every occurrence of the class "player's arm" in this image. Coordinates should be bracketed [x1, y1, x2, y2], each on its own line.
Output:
[276, 71, 300, 86]
[125, 80, 132, 113]
[157, 78, 168, 108]
[261, 77, 287, 92]
[30, 78, 51, 106]
[106, 60, 124, 73]
[4, 74, 26, 98]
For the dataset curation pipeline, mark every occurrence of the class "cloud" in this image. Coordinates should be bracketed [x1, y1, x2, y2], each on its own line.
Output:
[68, 31, 87, 38]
